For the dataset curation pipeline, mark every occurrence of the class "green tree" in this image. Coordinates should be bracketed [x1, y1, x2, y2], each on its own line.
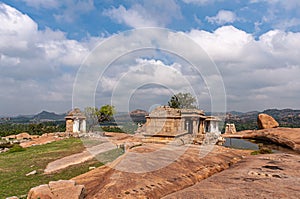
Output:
[84, 107, 99, 131]
[98, 105, 116, 122]
[168, 92, 197, 109]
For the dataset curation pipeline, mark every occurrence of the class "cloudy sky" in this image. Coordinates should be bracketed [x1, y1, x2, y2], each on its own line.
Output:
[1, 0, 300, 116]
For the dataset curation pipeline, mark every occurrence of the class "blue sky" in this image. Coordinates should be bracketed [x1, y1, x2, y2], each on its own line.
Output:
[4, 0, 300, 39]
[1, 0, 300, 116]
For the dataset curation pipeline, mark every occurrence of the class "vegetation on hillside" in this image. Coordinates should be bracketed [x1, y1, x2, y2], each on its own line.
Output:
[225, 109, 300, 132]
[0, 121, 65, 137]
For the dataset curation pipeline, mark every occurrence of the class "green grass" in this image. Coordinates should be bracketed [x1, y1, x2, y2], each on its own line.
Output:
[251, 147, 273, 155]
[0, 138, 124, 199]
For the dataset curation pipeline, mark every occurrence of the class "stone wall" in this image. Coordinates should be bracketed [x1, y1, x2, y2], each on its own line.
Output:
[66, 119, 73, 133]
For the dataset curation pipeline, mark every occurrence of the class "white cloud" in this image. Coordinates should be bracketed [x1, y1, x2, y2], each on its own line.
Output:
[187, 26, 300, 111]
[206, 10, 238, 25]
[99, 58, 199, 112]
[103, 0, 181, 28]
[103, 5, 158, 28]
[54, 0, 94, 23]
[2, 2, 300, 114]
[182, 0, 223, 5]
[250, 0, 300, 10]
[251, 0, 300, 31]
[188, 26, 253, 61]
[20, 0, 60, 9]
[0, 3, 92, 115]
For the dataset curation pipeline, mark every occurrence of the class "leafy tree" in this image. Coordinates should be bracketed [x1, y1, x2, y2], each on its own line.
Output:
[168, 92, 197, 109]
[98, 105, 116, 122]
[168, 95, 180, 108]
[84, 107, 99, 132]
[84, 105, 116, 130]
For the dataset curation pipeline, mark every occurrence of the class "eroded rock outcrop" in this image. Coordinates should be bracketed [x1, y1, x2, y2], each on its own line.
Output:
[27, 180, 85, 199]
[73, 144, 249, 198]
[15, 132, 31, 140]
[164, 153, 300, 199]
[257, 113, 279, 129]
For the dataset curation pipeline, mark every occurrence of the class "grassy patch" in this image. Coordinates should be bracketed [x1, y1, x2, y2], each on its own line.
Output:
[251, 147, 273, 155]
[0, 138, 123, 198]
[8, 144, 26, 153]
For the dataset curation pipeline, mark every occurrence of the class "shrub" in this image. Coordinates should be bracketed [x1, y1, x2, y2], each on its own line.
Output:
[251, 147, 272, 155]
[8, 144, 26, 153]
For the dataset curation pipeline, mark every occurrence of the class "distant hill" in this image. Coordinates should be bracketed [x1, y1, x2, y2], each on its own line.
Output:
[225, 109, 300, 131]
[31, 111, 66, 122]
[130, 109, 149, 116]
[112, 109, 148, 124]
[4, 111, 67, 123]
[129, 109, 148, 123]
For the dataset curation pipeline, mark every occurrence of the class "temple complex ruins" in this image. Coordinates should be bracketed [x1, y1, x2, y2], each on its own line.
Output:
[65, 108, 86, 134]
[138, 106, 222, 144]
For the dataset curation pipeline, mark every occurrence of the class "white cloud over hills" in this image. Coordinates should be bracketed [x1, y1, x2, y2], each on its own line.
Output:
[0, 3, 92, 115]
[1, 2, 300, 115]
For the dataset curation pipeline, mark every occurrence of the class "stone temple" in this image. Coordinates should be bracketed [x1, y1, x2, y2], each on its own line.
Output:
[65, 108, 86, 134]
[138, 106, 222, 144]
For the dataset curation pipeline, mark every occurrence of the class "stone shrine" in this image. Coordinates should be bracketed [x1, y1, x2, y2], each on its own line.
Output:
[139, 106, 221, 144]
[65, 108, 86, 134]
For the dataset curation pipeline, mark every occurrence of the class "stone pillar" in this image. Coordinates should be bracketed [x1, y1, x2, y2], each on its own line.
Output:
[80, 119, 86, 133]
[199, 120, 203, 134]
[192, 119, 198, 135]
[210, 122, 215, 133]
[66, 119, 73, 133]
[215, 121, 219, 133]
[73, 119, 79, 133]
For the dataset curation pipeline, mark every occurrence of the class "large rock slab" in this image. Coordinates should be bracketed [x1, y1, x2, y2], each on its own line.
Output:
[15, 132, 31, 140]
[257, 113, 279, 129]
[164, 153, 300, 199]
[27, 180, 85, 199]
[223, 128, 300, 153]
[44, 142, 116, 174]
[73, 144, 249, 198]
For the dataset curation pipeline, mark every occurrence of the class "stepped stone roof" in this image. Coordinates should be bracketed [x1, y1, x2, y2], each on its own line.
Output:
[65, 108, 86, 119]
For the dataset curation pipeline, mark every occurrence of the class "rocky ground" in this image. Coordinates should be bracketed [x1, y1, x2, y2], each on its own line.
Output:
[43, 132, 142, 174]
[163, 153, 300, 199]
[73, 144, 249, 199]
[223, 127, 300, 153]
[20, 127, 300, 199]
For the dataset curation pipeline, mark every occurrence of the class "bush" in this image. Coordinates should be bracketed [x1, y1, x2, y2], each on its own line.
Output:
[251, 147, 272, 155]
[99, 122, 138, 134]
[101, 126, 125, 133]
[8, 144, 26, 153]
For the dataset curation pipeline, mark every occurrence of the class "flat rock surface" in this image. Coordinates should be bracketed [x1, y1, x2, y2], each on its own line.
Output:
[73, 144, 249, 199]
[223, 128, 300, 153]
[19, 134, 65, 148]
[44, 142, 117, 173]
[164, 153, 300, 199]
